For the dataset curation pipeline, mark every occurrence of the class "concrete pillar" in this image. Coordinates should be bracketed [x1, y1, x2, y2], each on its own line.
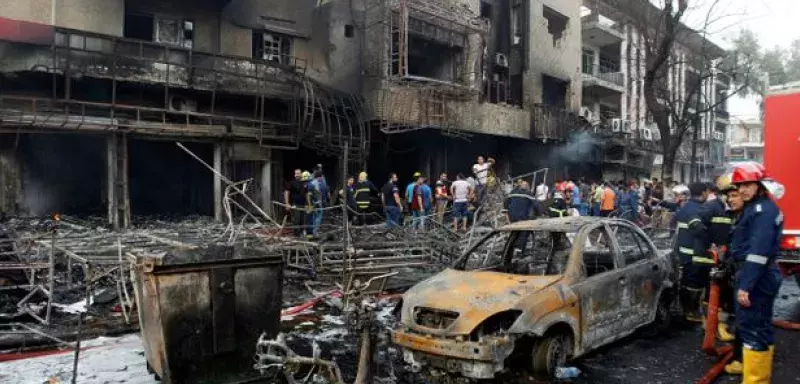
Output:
[620, 24, 628, 121]
[260, 149, 272, 216]
[0, 144, 21, 215]
[107, 134, 118, 228]
[213, 143, 224, 222]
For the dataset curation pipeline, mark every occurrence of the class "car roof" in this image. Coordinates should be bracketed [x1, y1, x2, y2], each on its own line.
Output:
[497, 217, 633, 232]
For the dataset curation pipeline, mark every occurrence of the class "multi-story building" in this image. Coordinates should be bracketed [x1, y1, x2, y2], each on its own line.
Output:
[579, 0, 731, 183]
[1, 0, 595, 228]
[727, 118, 764, 163]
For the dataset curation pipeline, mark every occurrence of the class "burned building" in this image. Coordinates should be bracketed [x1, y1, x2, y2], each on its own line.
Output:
[0, 0, 367, 228]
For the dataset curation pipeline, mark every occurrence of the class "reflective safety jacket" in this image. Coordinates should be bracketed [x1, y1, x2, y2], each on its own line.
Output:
[673, 198, 712, 265]
[549, 199, 567, 218]
[729, 195, 783, 295]
[701, 198, 733, 248]
[354, 180, 375, 209]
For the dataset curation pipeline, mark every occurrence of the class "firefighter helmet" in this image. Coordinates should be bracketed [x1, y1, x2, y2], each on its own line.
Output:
[730, 162, 767, 184]
[716, 173, 737, 193]
[301, 171, 312, 181]
[553, 192, 565, 200]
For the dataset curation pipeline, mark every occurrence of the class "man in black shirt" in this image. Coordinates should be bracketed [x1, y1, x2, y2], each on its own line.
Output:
[381, 173, 403, 227]
[284, 169, 307, 236]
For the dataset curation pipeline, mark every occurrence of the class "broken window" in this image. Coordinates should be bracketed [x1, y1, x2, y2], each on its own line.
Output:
[459, 231, 511, 270]
[610, 226, 652, 265]
[344, 24, 354, 38]
[543, 6, 568, 48]
[511, 0, 522, 46]
[480, 1, 493, 18]
[123, 13, 193, 49]
[253, 31, 292, 64]
[405, 35, 464, 82]
[582, 227, 615, 277]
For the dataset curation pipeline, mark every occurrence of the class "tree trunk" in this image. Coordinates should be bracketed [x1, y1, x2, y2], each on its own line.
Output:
[661, 147, 676, 183]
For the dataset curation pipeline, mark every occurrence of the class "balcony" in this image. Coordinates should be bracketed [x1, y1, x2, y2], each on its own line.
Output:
[715, 107, 730, 120]
[530, 104, 585, 141]
[582, 60, 624, 94]
[581, 18, 624, 47]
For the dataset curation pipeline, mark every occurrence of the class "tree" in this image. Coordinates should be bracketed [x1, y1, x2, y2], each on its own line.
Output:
[610, 0, 760, 182]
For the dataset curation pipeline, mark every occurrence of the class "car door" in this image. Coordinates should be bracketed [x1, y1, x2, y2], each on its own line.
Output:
[571, 224, 628, 351]
[609, 223, 668, 329]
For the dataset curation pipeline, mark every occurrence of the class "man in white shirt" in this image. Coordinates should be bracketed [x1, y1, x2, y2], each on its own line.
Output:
[450, 173, 472, 232]
[535, 181, 549, 201]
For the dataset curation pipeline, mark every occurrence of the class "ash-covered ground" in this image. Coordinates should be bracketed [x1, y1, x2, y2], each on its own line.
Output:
[3, 276, 798, 384]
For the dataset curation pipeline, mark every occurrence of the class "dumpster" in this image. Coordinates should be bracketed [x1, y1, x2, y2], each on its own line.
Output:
[131, 244, 283, 384]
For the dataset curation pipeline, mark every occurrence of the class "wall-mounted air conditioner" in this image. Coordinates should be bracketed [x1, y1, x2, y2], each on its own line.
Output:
[621, 120, 632, 133]
[713, 131, 724, 141]
[641, 127, 653, 141]
[652, 127, 661, 141]
[495, 53, 508, 68]
[611, 118, 623, 132]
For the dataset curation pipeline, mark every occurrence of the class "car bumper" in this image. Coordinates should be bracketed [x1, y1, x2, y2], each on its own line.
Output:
[391, 329, 515, 379]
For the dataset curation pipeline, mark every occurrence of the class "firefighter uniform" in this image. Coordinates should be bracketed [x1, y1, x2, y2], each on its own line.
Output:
[548, 193, 568, 218]
[354, 173, 375, 225]
[730, 195, 783, 383]
[701, 196, 737, 343]
[674, 197, 713, 321]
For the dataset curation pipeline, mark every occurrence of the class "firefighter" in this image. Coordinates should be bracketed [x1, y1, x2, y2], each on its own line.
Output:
[700, 176, 737, 342]
[548, 192, 568, 218]
[673, 182, 713, 322]
[719, 175, 747, 375]
[354, 172, 376, 225]
[727, 162, 783, 384]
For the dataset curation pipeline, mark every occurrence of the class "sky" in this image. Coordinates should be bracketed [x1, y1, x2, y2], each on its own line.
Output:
[686, 0, 800, 121]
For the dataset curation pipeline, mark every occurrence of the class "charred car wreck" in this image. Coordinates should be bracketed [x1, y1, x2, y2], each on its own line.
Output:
[392, 217, 676, 380]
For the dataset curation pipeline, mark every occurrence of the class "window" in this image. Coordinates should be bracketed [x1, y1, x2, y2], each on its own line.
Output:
[123, 13, 193, 49]
[253, 31, 292, 64]
[480, 1, 493, 18]
[611, 225, 652, 265]
[458, 232, 511, 270]
[582, 227, 615, 277]
[344, 24, 354, 38]
[543, 6, 568, 48]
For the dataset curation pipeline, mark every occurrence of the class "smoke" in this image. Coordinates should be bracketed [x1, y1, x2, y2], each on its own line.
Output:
[548, 131, 599, 165]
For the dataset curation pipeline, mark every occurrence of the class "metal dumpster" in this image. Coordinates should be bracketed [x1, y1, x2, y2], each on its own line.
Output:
[131, 244, 283, 384]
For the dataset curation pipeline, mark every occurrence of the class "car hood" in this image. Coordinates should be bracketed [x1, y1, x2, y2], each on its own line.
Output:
[400, 269, 563, 334]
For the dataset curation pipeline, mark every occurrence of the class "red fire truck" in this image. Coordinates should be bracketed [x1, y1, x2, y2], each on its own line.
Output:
[763, 82, 800, 284]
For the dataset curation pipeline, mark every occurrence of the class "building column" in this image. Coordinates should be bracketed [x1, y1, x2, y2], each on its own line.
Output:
[107, 133, 129, 230]
[213, 143, 224, 222]
[0, 142, 21, 216]
[260, 149, 272, 216]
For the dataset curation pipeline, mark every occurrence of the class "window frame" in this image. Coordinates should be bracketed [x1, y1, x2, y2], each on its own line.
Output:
[608, 223, 654, 266]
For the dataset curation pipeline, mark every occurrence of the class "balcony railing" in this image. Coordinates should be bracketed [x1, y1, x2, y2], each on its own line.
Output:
[581, 55, 624, 88]
[715, 108, 730, 120]
[530, 104, 585, 141]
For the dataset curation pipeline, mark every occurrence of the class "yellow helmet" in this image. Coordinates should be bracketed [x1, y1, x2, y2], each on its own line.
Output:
[301, 171, 312, 181]
[716, 173, 736, 193]
[413, 171, 422, 178]
[358, 171, 368, 182]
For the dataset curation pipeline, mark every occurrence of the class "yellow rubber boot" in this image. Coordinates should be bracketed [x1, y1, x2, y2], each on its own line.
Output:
[742, 346, 774, 384]
[724, 360, 742, 375]
[718, 323, 735, 342]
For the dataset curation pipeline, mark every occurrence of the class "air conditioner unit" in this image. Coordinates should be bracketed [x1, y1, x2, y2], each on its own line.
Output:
[579, 106, 595, 122]
[495, 53, 508, 68]
[652, 127, 662, 141]
[611, 118, 623, 133]
[641, 127, 653, 141]
[621, 120, 633, 133]
[713, 131, 724, 141]
[168, 95, 198, 113]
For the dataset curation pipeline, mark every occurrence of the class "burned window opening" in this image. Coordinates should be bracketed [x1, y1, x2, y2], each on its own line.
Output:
[344, 24, 355, 38]
[480, 1, 493, 18]
[253, 31, 292, 64]
[542, 74, 568, 108]
[123, 12, 193, 49]
[543, 6, 568, 48]
[405, 36, 464, 83]
[486, 69, 511, 104]
[583, 227, 615, 277]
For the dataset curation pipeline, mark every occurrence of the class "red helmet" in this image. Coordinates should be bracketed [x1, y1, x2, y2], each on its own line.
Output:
[730, 162, 767, 184]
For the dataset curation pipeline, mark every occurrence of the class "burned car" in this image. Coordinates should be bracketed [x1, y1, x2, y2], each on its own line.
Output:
[391, 217, 675, 379]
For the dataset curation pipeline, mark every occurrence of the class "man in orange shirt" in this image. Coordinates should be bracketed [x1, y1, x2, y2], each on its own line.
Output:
[600, 181, 616, 216]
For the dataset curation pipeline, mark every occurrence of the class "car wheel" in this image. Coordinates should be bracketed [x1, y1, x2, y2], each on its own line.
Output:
[531, 333, 571, 380]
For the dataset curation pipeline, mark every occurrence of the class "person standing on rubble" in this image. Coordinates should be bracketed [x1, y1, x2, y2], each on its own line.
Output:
[284, 169, 307, 236]
[410, 175, 426, 230]
[434, 173, 450, 224]
[472, 156, 493, 204]
[451, 173, 472, 232]
[579, 179, 591, 216]
[354, 172, 376, 225]
[382, 173, 403, 227]
[420, 175, 433, 219]
[340, 175, 357, 225]
[672, 182, 713, 323]
[535, 179, 549, 202]
[306, 171, 329, 237]
[726, 162, 782, 383]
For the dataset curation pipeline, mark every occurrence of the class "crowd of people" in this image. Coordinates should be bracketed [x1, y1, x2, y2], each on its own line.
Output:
[282, 156, 498, 236]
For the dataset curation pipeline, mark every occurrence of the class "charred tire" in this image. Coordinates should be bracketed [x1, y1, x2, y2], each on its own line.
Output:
[531, 332, 572, 380]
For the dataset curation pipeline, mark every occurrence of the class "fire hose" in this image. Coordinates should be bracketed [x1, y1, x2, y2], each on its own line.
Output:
[697, 248, 735, 384]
